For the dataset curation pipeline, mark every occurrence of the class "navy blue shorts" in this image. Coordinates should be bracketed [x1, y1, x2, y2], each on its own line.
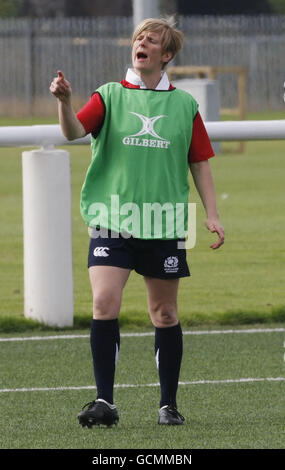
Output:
[87, 229, 190, 279]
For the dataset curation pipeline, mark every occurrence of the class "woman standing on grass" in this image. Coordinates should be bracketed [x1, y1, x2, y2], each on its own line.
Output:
[50, 17, 224, 428]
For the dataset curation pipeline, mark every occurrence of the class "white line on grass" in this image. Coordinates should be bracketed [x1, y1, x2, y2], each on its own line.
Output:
[0, 377, 284, 393]
[0, 327, 284, 342]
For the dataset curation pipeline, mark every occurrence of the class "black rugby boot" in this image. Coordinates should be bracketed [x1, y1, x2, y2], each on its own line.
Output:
[78, 399, 119, 428]
[158, 405, 185, 425]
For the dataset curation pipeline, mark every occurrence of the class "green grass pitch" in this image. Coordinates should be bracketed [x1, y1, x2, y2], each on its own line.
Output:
[0, 325, 284, 449]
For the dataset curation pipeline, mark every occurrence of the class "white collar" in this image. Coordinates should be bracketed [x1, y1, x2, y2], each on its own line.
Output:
[125, 68, 170, 90]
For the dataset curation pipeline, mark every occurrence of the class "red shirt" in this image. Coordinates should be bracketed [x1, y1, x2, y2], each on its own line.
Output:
[77, 80, 214, 164]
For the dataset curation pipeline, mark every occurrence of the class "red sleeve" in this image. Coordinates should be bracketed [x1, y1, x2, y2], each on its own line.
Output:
[188, 112, 215, 164]
[76, 92, 105, 135]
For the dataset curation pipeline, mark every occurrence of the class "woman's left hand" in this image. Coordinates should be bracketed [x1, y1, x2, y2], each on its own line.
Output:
[205, 218, 225, 250]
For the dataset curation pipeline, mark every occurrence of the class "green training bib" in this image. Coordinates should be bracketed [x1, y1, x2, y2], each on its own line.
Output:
[80, 82, 198, 239]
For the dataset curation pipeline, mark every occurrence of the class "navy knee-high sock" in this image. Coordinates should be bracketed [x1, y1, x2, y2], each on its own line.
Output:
[155, 322, 183, 409]
[90, 318, 120, 405]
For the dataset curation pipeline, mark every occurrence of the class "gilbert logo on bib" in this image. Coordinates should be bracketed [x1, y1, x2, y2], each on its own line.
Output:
[122, 112, 171, 149]
[93, 247, 110, 257]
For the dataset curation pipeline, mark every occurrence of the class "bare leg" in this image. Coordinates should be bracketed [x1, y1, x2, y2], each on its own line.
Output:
[89, 265, 131, 319]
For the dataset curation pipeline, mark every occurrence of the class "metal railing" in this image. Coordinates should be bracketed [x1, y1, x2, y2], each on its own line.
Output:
[0, 15, 284, 116]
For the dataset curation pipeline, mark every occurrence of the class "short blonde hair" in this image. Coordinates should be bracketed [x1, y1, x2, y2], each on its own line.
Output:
[132, 17, 184, 65]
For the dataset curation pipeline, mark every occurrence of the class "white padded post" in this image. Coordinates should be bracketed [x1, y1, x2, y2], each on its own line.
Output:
[22, 148, 73, 327]
[173, 78, 221, 154]
[132, 0, 159, 29]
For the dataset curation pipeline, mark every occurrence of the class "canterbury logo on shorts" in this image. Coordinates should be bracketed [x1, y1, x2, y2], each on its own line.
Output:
[93, 247, 110, 257]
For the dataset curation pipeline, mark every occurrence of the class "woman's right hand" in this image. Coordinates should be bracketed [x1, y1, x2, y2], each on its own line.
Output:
[50, 70, 72, 102]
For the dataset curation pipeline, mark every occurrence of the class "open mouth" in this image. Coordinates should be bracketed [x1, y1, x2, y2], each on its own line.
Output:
[136, 52, 148, 60]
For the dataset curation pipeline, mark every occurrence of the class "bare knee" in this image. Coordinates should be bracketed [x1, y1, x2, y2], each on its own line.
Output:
[149, 302, 178, 328]
[92, 290, 121, 320]
[89, 266, 130, 320]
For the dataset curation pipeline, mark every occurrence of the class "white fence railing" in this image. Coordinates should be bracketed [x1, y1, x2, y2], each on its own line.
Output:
[0, 120, 284, 328]
[0, 121, 285, 148]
